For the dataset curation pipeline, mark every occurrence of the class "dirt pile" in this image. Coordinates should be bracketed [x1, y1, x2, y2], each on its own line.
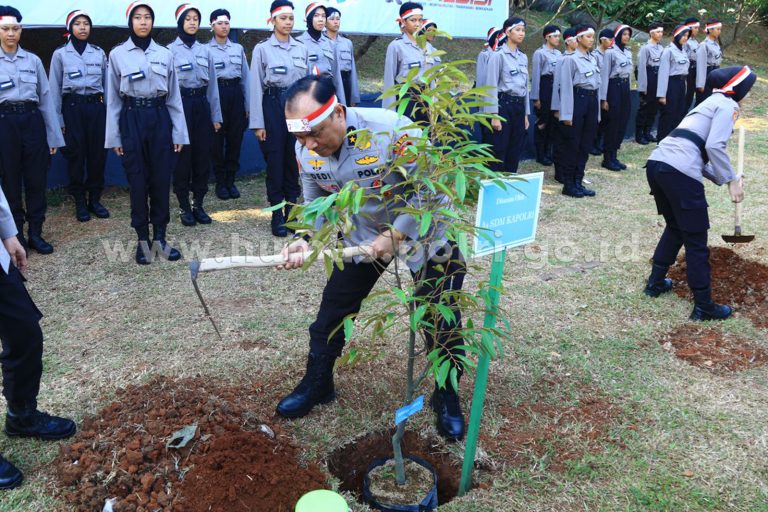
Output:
[659, 325, 768, 374]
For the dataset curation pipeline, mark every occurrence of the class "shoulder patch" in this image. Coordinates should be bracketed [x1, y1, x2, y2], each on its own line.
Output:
[394, 133, 417, 163]
[346, 126, 358, 146]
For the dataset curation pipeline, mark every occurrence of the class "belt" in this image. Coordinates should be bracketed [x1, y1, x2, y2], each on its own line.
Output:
[647, 66, 659, 74]
[541, 74, 554, 81]
[63, 93, 103, 104]
[669, 75, 687, 81]
[0, 102, 37, 114]
[670, 128, 709, 164]
[499, 92, 525, 103]
[264, 86, 287, 97]
[124, 96, 166, 108]
[340, 70, 352, 77]
[610, 76, 630, 83]
[218, 77, 241, 87]
[180, 86, 206, 97]
[574, 87, 597, 97]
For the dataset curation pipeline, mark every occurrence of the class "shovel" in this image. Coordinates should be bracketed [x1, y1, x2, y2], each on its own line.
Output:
[722, 126, 754, 244]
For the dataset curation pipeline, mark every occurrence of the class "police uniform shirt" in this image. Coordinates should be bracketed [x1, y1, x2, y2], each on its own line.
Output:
[649, 93, 739, 185]
[550, 50, 574, 112]
[249, 34, 309, 130]
[382, 35, 430, 109]
[49, 41, 107, 127]
[637, 41, 663, 93]
[557, 49, 601, 122]
[426, 41, 441, 67]
[475, 48, 491, 88]
[0, 47, 65, 148]
[656, 44, 689, 98]
[0, 186, 17, 274]
[296, 32, 346, 104]
[328, 33, 360, 104]
[531, 44, 562, 100]
[104, 38, 189, 148]
[599, 45, 633, 101]
[296, 107, 448, 271]
[685, 38, 700, 66]
[695, 38, 722, 88]
[208, 37, 251, 112]
[168, 37, 223, 124]
[484, 44, 530, 115]
[592, 47, 606, 69]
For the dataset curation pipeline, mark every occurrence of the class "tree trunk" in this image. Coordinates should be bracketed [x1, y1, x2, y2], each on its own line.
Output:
[355, 35, 379, 61]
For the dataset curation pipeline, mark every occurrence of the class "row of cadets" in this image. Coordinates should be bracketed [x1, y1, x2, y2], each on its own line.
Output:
[550, 27, 577, 184]
[324, 7, 359, 107]
[531, 24, 562, 167]
[656, 24, 692, 141]
[695, 18, 722, 105]
[599, 24, 633, 172]
[250, 0, 309, 237]
[590, 28, 614, 155]
[297, 3, 346, 105]
[635, 21, 664, 145]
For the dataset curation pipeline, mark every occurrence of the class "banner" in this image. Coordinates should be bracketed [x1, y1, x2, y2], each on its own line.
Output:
[21, 0, 506, 38]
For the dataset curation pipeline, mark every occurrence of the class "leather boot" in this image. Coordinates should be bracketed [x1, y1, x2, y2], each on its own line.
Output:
[430, 381, 465, 441]
[27, 226, 53, 255]
[228, 173, 241, 199]
[177, 194, 196, 227]
[601, 151, 622, 171]
[135, 225, 152, 265]
[578, 179, 596, 197]
[613, 151, 627, 170]
[5, 401, 76, 441]
[276, 353, 336, 418]
[644, 263, 673, 297]
[152, 225, 182, 261]
[0, 455, 22, 490]
[192, 194, 212, 225]
[635, 125, 650, 145]
[271, 209, 288, 237]
[562, 177, 584, 198]
[215, 183, 230, 200]
[690, 286, 732, 321]
[87, 191, 110, 219]
[74, 194, 90, 222]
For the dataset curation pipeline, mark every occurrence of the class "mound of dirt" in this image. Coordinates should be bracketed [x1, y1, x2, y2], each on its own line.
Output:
[54, 377, 327, 512]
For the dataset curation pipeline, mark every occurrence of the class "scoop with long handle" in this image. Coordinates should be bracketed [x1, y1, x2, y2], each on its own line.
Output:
[722, 126, 754, 244]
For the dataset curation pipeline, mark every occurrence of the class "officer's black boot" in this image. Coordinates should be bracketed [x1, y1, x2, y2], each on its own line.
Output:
[689, 286, 733, 321]
[562, 176, 584, 198]
[227, 172, 241, 199]
[135, 226, 152, 265]
[27, 226, 53, 255]
[152, 225, 182, 261]
[613, 151, 627, 170]
[0, 455, 22, 490]
[601, 151, 622, 171]
[177, 194, 196, 227]
[5, 400, 76, 441]
[87, 191, 110, 219]
[635, 124, 649, 145]
[74, 194, 91, 222]
[215, 182, 230, 200]
[553, 163, 564, 184]
[430, 380, 465, 441]
[271, 209, 288, 237]
[276, 353, 336, 418]
[578, 178, 596, 197]
[644, 263, 673, 297]
[192, 194, 212, 225]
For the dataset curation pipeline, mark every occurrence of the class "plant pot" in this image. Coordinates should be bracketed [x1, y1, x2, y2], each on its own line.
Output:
[362, 456, 438, 512]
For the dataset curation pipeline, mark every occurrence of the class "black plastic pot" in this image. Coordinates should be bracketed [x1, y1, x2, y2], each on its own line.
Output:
[362, 455, 438, 512]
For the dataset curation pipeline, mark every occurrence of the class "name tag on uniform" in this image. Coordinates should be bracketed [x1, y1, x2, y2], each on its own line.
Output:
[652, 58, 660, 62]
[67, 71, 83, 79]
[271, 66, 287, 75]
[214, 62, 225, 69]
[509, 69, 520, 76]
[551, 61, 557, 67]
[585, 71, 594, 77]
[308, 54, 319, 62]
[408, 62, 421, 69]
[678, 59, 688, 64]
[128, 71, 146, 81]
[179, 63, 193, 72]
[620, 62, 628, 67]
[0, 79, 14, 90]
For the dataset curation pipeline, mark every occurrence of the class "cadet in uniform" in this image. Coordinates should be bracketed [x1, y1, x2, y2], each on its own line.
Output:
[550, 27, 577, 184]
[250, 0, 309, 237]
[324, 7, 359, 106]
[0, 6, 65, 255]
[590, 28, 614, 155]
[105, 2, 188, 265]
[694, 19, 722, 106]
[683, 17, 701, 109]
[474, 27, 503, 145]
[49, 9, 110, 223]
[169, 4, 222, 227]
[484, 17, 529, 174]
[635, 22, 663, 145]
[644, 66, 755, 321]
[557, 24, 599, 198]
[531, 25, 562, 167]
[656, 25, 691, 141]
[277, 75, 467, 441]
[600, 24, 633, 171]
[296, 3, 346, 104]
[0, 185, 76, 490]
[209, 9, 250, 200]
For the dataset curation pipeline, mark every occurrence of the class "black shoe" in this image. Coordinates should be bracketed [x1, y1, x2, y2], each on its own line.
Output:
[27, 233, 53, 255]
[179, 208, 196, 227]
[613, 153, 627, 170]
[601, 156, 622, 171]
[5, 406, 76, 441]
[589, 146, 603, 156]
[690, 287, 732, 321]
[193, 206, 212, 225]
[215, 183, 230, 200]
[135, 241, 151, 265]
[152, 226, 182, 261]
[228, 184, 241, 199]
[536, 156, 553, 166]
[635, 132, 650, 145]
[276, 353, 336, 418]
[562, 184, 584, 198]
[644, 263, 673, 297]
[0, 456, 22, 490]
[87, 193, 110, 219]
[430, 385, 465, 441]
[74, 197, 91, 222]
[578, 183, 596, 197]
[646, 129, 658, 143]
[271, 210, 288, 237]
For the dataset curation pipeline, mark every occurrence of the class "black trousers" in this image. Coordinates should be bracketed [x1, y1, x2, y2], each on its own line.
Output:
[491, 94, 526, 174]
[657, 77, 687, 141]
[0, 109, 50, 234]
[403, 86, 429, 125]
[260, 93, 301, 206]
[695, 65, 719, 106]
[174, 95, 213, 200]
[534, 75, 555, 156]
[561, 90, 599, 184]
[119, 104, 175, 229]
[309, 242, 466, 366]
[0, 265, 43, 404]
[636, 67, 659, 132]
[604, 77, 631, 153]
[646, 160, 710, 290]
[212, 84, 247, 185]
[686, 65, 697, 110]
[60, 99, 107, 198]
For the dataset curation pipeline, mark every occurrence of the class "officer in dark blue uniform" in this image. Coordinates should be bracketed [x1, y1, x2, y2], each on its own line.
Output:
[0, 6, 65, 255]
[105, 2, 189, 265]
[49, 9, 110, 223]
[0, 185, 76, 490]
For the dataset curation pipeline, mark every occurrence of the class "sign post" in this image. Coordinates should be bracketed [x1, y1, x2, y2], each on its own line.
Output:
[458, 172, 544, 496]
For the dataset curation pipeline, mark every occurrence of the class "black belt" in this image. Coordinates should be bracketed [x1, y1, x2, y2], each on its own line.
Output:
[0, 102, 37, 114]
[647, 66, 660, 74]
[180, 86, 206, 97]
[610, 76, 630, 83]
[669, 75, 687, 81]
[264, 86, 287, 97]
[218, 77, 240, 87]
[124, 96, 166, 108]
[670, 128, 709, 164]
[574, 87, 597, 97]
[499, 92, 525, 103]
[541, 74, 554, 81]
[63, 93, 103, 104]
[341, 70, 351, 78]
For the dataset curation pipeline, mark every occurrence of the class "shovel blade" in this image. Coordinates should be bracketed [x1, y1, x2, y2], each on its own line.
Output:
[722, 234, 755, 244]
